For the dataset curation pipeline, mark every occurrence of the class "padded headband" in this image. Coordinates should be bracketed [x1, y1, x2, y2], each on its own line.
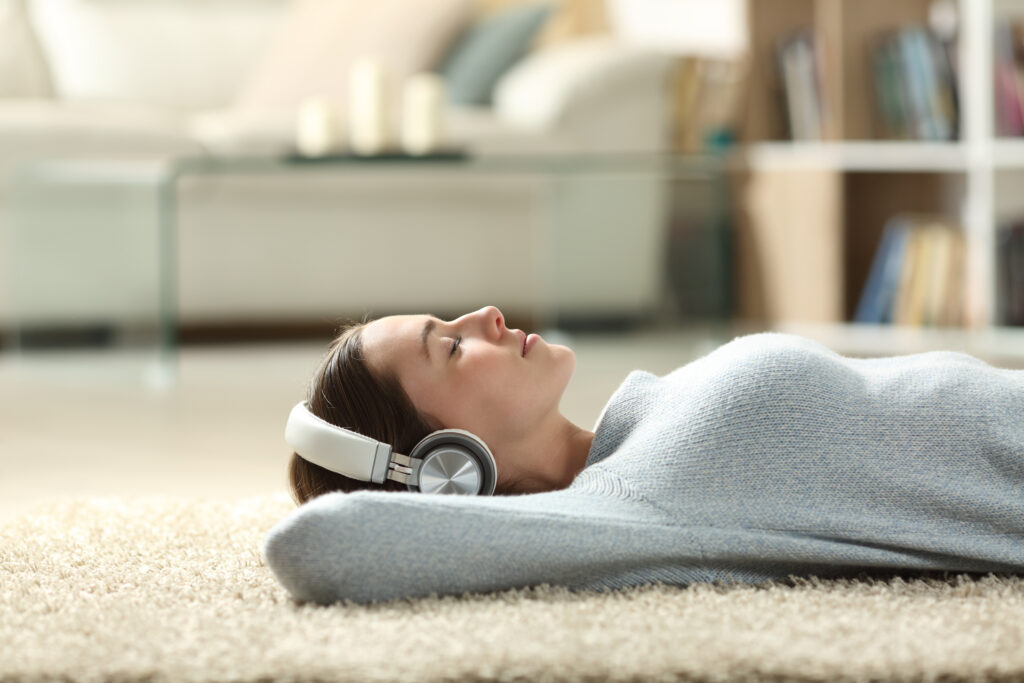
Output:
[285, 401, 394, 484]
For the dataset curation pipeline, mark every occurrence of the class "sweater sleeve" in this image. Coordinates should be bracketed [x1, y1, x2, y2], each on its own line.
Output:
[262, 478, 709, 605]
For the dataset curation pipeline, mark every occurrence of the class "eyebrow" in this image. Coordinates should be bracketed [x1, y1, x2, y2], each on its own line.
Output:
[421, 317, 436, 362]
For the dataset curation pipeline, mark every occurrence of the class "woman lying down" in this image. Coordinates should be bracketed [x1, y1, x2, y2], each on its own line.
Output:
[263, 306, 1024, 605]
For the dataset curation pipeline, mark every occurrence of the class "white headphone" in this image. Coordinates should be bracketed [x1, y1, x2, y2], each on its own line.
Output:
[284, 401, 497, 495]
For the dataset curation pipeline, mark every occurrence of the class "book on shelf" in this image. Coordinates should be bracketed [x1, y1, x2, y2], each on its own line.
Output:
[854, 217, 909, 323]
[672, 57, 746, 153]
[871, 26, 959, 141]
[776, 29, 831, 142]
[892, 223, 925, 325]
[996, 221, 1024, 326]
[855, 215, 964, 327]
[994, 19, 1024, 137]
[941, 227, 965, 328]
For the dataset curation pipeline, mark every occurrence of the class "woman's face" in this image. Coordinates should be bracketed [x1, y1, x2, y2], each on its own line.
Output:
[361, 306, 576, 450]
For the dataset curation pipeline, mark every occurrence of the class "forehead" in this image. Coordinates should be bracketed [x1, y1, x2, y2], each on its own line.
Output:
[361, 314, 429, 374]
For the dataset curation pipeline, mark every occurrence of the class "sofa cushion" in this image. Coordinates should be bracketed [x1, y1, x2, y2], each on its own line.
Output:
[439, 2, 554, 106]
[442, 105, 574, 154]
[186, 104, 572, 157]
[25, 0, 286, 111]
[494, 37, 665, 127]
[492, 37, 673, 151]
[0, 100, 202, 164]
[0, 0, 53, 98]
[187, 108, 298, 156]
[234, 0, 472, 115]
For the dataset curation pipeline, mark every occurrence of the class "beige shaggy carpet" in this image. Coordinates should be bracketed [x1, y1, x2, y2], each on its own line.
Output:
[2, 495, 1024, 682]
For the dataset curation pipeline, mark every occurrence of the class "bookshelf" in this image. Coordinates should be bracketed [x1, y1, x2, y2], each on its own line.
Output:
[993, 140, 1024, 167]
[732, 0, 1024, 362]
[744, 141, 969, 171]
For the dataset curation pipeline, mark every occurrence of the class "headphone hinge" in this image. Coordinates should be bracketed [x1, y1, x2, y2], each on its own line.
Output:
[386, 452, 420, 486]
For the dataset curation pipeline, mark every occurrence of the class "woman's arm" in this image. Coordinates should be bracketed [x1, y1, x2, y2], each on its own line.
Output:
[262, 484, 706, 605]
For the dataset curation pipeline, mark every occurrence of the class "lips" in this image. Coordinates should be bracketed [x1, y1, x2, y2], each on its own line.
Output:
[519, 330, 527, 357]
[522, 333, 539, 356]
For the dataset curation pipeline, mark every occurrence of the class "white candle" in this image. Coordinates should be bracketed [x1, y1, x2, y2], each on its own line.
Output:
[295, 97, 342, 157]
[401, 73, 445, 155]
[348, 57, 390, 155]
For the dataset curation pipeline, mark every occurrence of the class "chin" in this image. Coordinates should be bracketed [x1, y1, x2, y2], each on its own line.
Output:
[551, 344, 576, 376]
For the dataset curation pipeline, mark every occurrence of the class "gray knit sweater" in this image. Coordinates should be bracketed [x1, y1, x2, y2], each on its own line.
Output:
[263, 332, 1024, 605]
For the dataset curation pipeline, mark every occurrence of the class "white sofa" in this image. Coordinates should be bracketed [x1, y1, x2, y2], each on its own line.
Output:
[0, 0, 677, 330]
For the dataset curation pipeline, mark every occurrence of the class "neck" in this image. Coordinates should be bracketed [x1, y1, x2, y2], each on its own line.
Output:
[503, 414, 594, 494]
[563, 419, 595, 481]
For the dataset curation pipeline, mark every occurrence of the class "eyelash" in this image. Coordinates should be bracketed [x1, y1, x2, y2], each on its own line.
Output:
[449, 335, 462, 357]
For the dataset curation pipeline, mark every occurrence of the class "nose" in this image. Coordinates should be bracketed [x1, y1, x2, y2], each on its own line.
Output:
[479, 305, 505, 339]
[458, 305, 504, 341]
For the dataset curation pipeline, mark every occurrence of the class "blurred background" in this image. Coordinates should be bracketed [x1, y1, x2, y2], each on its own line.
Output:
[1, 0, 1023, 522]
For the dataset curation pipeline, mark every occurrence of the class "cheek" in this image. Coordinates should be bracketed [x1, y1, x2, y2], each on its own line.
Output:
[461, 357, 523, 410]
[427, 370, 497, 426]
[448, 352, 549, 426]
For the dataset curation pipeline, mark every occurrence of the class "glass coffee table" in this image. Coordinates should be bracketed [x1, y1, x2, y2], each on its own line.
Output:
[4, 152, 731, 383]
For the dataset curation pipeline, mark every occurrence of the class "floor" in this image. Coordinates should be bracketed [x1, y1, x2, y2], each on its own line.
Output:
[0, 324, 736, 524]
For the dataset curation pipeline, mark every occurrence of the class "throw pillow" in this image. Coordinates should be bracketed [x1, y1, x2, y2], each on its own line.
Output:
[439, 2, 554, 106]
[0, 0, 53, 98]
[235, 0, 472, 114]
[26, 0, 284, 111]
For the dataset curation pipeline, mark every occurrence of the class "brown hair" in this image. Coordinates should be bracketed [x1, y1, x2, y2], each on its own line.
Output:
[287, 320, 520, 505]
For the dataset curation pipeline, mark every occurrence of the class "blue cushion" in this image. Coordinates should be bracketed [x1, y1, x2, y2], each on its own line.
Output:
[439, 3, 554, 106]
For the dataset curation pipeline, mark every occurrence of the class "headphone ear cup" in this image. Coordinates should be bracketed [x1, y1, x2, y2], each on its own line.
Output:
[407, 429, 497, 496]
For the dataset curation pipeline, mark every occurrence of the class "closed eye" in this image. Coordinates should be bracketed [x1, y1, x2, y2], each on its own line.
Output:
[449, 335, 462, 357]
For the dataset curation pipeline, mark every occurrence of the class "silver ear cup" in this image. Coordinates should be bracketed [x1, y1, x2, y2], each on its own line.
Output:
[407, 430, 497, 495]
[419, 447, 483, 495]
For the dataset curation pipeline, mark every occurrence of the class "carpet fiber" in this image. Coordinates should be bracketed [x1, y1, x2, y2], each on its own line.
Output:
[2, 496, 1024, 682]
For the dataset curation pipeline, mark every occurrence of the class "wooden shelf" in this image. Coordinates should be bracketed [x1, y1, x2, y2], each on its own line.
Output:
[993, 140, 1024, 169]
[744, 139, 1024, 171]
[744, 141, 970, 172]
[773, 322, 1024, 366]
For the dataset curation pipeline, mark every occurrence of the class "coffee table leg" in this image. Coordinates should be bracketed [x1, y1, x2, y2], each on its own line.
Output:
[147, 164, 179, 389]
